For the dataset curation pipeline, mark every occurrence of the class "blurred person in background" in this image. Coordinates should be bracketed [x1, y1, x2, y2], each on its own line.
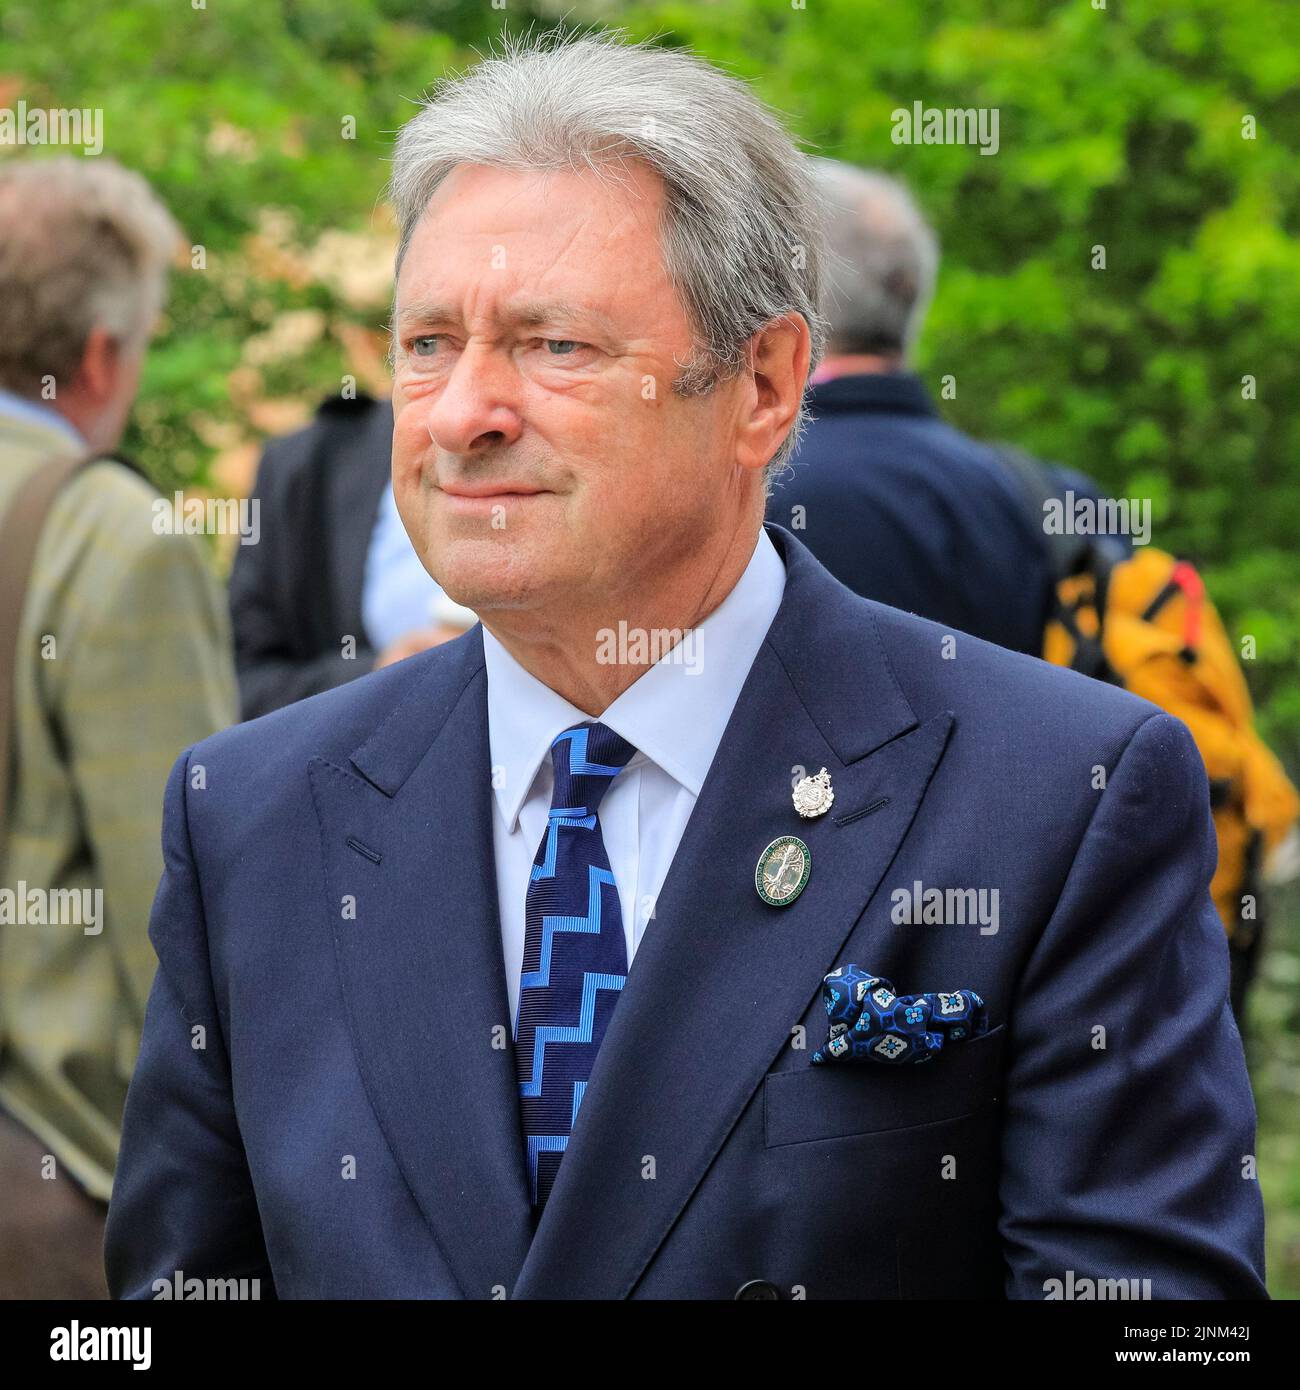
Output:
[774, 159, 1297, 1025]
[766, 160, 1066, 654]
[229, 390, 474, 720]
[0, 156, 237, 1297]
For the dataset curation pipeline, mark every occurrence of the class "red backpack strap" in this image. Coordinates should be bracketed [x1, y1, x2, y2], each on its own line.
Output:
[1141, 558, 1204, 662]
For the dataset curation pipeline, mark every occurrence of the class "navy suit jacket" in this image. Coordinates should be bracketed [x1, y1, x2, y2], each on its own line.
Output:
[105, 524, 1265, 1300]
[766, 373, 1054, 656]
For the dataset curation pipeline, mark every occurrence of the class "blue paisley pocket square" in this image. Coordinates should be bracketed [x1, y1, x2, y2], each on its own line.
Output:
[811, 964, 988, 1066]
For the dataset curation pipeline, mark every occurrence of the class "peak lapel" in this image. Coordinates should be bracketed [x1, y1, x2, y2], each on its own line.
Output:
[308, 630, 533, 1298]
[512, 526, 955, 1299]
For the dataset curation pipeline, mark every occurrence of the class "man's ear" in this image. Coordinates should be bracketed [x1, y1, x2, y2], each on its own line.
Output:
[734, 314, 811, 474]
[73, 327, 122, 407]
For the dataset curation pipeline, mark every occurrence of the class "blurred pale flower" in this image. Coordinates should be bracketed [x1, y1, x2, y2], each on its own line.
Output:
[207, 122, 258, 161]
[242, 308, 327, 365]
[301, 228, 396, 310]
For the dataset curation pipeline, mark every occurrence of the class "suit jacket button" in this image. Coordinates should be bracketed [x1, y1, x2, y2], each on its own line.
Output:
[735, 1279, 781, 1300]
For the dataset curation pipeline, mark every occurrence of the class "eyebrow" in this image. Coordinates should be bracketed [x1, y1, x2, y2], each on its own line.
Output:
[393, 295, 617, 337]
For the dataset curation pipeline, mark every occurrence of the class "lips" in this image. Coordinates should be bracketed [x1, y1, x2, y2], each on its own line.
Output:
[437, 483, 549, 516]
[439, 483, 544, 500]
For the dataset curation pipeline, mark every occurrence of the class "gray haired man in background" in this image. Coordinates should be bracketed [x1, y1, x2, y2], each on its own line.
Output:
[766, 160, 1064, 655]
[0, 157, 236, 1297]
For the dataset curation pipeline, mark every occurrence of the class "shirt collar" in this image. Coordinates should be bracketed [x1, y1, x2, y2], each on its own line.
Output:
[484, 526, 787, 832]
[0, 388, 85, 450]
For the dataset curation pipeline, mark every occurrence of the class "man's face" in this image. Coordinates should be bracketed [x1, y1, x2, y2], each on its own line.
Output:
[390, 161, 752, 620]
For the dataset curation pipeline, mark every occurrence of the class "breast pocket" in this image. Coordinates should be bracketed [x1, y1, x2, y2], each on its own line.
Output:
[763, 1023, 1007, 1147]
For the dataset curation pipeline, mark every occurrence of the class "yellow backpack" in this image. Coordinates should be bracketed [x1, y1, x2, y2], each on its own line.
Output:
[994, 446, 1299, 946]
[1045, 547, 1299, 941]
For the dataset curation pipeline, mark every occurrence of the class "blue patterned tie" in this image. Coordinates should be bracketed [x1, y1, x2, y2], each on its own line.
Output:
[515, 721, 638, 1209]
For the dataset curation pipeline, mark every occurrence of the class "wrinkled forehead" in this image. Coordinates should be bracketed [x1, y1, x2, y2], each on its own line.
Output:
[394, 160, 672, 325]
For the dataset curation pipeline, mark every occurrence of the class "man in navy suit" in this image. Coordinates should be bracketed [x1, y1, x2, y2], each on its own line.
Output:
[105, 31, 1265, 1299]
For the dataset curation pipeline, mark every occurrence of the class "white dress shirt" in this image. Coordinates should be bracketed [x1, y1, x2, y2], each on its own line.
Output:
[485, 527, 787, 1028]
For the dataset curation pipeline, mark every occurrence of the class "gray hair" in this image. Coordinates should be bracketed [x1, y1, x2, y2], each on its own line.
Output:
[387, 27, 829, 478]
[0, 156, 181, 399]
[811, 159, 938, 360]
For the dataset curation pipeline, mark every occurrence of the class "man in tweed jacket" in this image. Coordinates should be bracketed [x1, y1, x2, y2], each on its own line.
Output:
[0, 158, 236, 1294]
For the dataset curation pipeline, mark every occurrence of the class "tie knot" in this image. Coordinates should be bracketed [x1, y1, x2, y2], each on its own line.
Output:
[547, 721, 637, 817]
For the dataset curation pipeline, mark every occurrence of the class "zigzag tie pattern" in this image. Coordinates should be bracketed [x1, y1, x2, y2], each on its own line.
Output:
[515, 721, 637, 1209]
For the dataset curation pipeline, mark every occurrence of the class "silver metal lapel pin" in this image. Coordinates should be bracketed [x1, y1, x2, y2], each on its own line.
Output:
[792, 766, 834, 819]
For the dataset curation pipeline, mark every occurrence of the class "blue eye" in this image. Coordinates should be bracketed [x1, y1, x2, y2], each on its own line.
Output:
[411, 336, 439, 356]
[546, 339, 580, 355]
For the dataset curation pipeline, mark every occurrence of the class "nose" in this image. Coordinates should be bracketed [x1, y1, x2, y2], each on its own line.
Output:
[424, 341, 524, 455]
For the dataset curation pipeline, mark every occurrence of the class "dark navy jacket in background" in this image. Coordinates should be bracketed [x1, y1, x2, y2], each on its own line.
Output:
[767, 372, 1054, 656]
